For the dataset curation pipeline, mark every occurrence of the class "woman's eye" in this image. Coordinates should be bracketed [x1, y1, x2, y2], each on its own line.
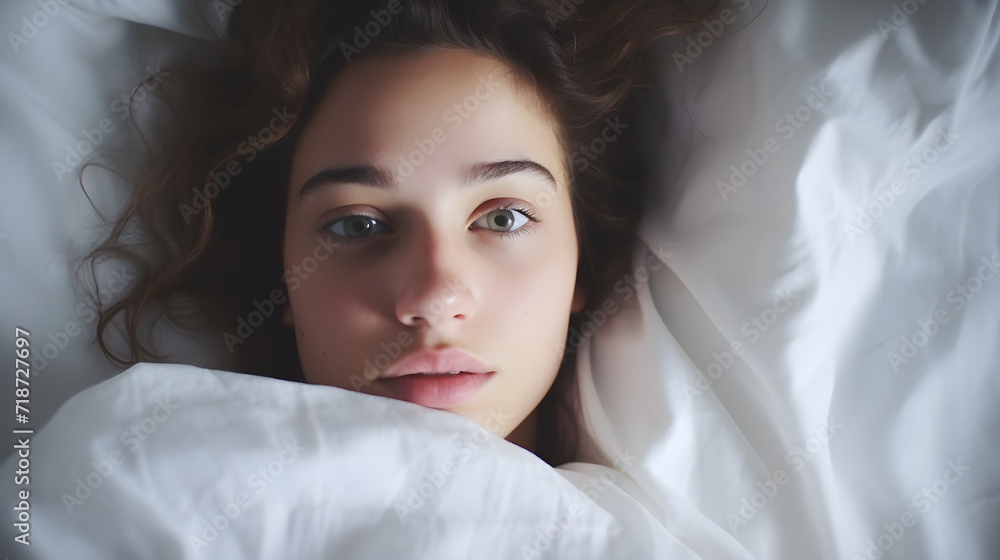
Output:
[472, 208, 531, 233]
[325, 215, 389, 239]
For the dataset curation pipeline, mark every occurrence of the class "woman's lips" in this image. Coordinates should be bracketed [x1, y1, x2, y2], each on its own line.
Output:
[378, 348, 494, 408]
[377, 371, 495, 408]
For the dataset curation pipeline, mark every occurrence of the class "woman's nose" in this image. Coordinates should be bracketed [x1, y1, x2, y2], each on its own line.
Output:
[394, 234, 475, 330]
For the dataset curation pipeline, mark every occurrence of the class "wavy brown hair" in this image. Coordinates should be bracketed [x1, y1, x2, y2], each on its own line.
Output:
[84, 0, 718, 467]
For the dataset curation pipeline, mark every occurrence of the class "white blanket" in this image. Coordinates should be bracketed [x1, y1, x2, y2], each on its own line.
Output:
[0, 363, 750, 559]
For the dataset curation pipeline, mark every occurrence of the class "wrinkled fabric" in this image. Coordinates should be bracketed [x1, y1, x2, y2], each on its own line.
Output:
[575, 1, 1000, 558]
[0, 363, 751, 559]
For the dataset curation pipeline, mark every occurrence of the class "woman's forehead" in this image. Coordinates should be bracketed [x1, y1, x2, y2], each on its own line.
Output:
[290, 49, 567, 194]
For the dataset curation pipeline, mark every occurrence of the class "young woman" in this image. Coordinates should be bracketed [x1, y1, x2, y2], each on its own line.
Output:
[85, 0, 715, 467]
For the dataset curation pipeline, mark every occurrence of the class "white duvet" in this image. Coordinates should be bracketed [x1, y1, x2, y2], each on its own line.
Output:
[0, 363, 751, 559]
[1, 0, 998, 558]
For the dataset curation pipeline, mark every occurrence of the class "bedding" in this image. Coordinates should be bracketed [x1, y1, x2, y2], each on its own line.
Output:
[0, 0, 998, 558]
[0, 362, 752, 559]
[587, 0, 1000, 558]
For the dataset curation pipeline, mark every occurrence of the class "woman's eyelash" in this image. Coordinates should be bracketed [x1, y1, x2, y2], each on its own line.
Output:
[317, 215, 376, 233]
[490, 203, 540, 223]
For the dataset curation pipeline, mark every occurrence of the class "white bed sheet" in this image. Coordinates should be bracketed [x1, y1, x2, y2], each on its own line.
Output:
[574, 0, 1000, 558]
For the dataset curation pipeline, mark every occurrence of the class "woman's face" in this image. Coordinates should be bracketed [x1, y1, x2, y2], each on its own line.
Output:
[283, 49, 582, 442]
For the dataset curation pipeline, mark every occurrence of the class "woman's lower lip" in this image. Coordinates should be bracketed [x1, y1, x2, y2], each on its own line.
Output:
[377, 372, 494, 408]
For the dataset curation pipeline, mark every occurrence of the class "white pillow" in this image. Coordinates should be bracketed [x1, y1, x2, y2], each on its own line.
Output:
[0, 0, 233, 459]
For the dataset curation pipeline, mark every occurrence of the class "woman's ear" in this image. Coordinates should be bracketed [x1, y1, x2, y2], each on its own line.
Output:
[571, 284, 586, 314]
[282, 300, 294, 327]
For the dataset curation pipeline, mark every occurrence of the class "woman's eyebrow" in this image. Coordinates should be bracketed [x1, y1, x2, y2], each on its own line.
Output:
[299, 166, 395, 199]
[299, 159, 557, 200]
[464, 160, 558, 193]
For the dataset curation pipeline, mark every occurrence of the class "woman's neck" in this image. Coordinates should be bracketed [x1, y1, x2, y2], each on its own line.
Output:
[505, 408, 537, 454]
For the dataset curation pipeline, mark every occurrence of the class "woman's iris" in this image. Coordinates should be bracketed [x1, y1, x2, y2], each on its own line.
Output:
[489, 210, 513, 231]
[328, 215, 384, 239]
[477, 208, 530, 232]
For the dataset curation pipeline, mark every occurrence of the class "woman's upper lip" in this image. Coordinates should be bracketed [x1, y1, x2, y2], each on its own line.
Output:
[381, 348, 491, 378]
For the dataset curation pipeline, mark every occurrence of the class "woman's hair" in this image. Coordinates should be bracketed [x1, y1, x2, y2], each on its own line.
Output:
[84, 0, 717, 466]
